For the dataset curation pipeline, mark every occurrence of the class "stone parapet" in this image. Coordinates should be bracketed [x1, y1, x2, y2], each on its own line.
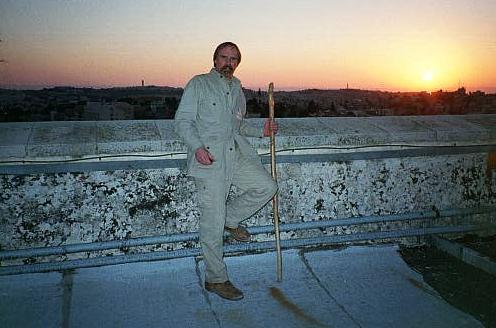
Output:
[1, 115, 495, 265]
[1, 115, 495, 162]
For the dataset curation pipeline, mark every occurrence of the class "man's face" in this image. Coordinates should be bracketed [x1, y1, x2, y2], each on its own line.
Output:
[214, 46, 240, 79]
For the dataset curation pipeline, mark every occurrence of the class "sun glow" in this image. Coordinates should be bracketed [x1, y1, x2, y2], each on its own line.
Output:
[422, 70, 434, 81]
[1, 2, 495, 93]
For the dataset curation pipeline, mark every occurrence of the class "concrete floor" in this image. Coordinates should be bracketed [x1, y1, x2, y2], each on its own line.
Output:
[0, 245, 483, 328]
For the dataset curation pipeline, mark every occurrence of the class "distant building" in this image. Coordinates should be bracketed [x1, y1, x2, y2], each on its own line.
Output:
[150, 99, 164, 114]
[83, 101, 134, 120]
[365, 108, 395, 116]
[150, 97, 177, 119]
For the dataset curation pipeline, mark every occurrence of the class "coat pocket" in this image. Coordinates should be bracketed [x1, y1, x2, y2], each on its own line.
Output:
[198, 97, 223, 123]
[189, 142, 224, 177]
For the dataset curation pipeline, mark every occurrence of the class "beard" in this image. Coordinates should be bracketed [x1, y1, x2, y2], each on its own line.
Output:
[219, 65, 234, 78]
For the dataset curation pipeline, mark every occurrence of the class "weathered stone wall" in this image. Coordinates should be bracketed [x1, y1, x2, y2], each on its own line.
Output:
[1, 115, 495, 263]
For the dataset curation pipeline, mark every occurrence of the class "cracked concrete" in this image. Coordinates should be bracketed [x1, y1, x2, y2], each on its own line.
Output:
[1, 245, 480, 328]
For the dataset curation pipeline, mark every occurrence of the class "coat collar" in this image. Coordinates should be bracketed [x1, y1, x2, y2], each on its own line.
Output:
[209, 68, 241, 86]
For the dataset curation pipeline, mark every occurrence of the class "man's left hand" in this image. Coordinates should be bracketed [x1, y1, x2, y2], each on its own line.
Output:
[263, 118, 278, 137]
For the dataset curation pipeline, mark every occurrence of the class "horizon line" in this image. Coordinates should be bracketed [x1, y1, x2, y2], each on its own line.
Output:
[1, 84, 495, 95]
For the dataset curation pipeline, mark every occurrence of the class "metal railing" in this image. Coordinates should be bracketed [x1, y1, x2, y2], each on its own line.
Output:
[1, 206, 494, 276]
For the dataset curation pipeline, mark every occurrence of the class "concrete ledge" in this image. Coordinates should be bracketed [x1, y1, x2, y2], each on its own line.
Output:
[409, 116, 490, 142]
[27, 121, 98, 158]
[430, 236, 496, 276]
[0, 122, 32, 158]
[1, 115, 495, 161]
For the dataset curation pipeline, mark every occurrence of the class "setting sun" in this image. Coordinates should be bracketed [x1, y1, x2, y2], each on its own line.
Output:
[422, 70, 434, 81]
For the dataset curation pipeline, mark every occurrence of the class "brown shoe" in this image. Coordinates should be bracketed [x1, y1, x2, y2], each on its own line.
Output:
[224, 225, 251, 242]
[205, 281, 244, 301]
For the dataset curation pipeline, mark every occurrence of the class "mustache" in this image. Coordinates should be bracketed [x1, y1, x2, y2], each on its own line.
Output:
[220, 65, 233, 71]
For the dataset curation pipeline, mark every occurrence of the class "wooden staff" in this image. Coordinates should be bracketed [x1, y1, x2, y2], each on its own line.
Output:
[268, 82, 283, 282]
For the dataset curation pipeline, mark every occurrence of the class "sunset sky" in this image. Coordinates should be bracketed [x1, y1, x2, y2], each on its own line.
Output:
[0, 0, 495, 92]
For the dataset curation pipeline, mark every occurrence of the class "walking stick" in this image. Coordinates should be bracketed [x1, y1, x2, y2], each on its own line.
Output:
[268, 82, 283, 282]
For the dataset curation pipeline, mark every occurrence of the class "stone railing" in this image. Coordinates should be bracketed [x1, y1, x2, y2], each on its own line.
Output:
[1, 115, 495, 270]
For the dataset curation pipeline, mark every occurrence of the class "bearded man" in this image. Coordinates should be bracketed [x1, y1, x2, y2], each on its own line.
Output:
[174, 42, 278, 301]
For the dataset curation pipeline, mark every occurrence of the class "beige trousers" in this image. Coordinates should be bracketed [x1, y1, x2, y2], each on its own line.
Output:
[195, 151, 277, 283]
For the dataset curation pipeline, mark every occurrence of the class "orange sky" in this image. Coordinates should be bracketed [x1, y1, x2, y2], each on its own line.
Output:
[1, 0, 495, 92]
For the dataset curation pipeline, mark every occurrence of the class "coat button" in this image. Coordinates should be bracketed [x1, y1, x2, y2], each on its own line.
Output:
[212, 102, 216, 106]
[229, 147, 233, 151]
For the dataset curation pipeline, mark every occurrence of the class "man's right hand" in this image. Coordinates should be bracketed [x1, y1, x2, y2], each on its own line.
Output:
[195, 147, 215, 165]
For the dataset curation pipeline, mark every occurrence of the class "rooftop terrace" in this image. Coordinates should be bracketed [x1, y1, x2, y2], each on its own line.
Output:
[1, 114, 495, 326]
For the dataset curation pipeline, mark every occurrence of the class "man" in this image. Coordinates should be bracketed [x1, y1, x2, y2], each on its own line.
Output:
[174, 42, 278, 301]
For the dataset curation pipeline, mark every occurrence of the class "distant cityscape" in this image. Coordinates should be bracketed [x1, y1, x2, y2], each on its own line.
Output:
[1, 86, 495, 122]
